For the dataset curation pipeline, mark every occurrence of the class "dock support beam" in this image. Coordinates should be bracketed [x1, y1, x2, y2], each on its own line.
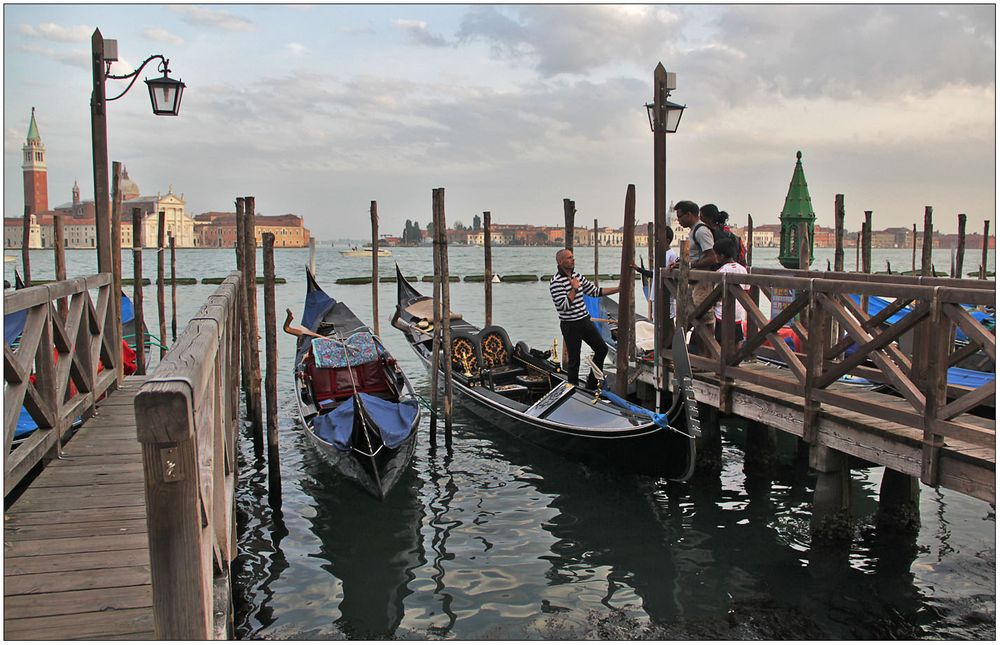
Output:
[695, 402, 722, 475]
[876, 469, 921, 534]
[743, 420, 777, 476]
[809, 445, 852, 544]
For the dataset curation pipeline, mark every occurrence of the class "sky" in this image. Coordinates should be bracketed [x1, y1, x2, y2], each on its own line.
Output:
[3, 3, 996, 239]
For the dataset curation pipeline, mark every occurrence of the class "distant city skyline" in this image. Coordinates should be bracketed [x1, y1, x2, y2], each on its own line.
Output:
[4, 4, 995, 237]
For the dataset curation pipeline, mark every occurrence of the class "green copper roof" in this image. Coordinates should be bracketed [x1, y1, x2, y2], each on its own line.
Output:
[779, 150, 815, 222]
[26, 107, 40, 143]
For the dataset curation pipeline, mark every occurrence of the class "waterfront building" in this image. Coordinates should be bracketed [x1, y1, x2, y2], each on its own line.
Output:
[124, 190, 196, 247]
[193, 212, 311, 247]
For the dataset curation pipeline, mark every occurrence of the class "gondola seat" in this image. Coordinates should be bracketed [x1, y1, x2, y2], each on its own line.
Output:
[451, 332, 482, 376]
[478, 325, 525, 387]
[306, 360, 391, 409]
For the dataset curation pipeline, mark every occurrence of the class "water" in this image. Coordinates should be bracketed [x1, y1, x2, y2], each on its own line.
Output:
[5, 245, 995, 639]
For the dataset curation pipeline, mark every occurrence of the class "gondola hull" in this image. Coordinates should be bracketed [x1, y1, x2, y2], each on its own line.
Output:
[392, 266, 695, 481]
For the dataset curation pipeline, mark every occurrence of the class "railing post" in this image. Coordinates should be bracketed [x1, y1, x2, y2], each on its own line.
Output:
[920, 289, 948, 487]
[803, 280, 827, 444]
[718, 272, 734, 414]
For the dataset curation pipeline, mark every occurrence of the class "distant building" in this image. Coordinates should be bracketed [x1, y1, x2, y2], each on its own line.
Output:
[193, 212, 311, 247]
[125, 189, 196, 247]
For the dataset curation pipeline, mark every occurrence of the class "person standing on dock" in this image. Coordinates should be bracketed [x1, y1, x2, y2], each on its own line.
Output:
[672, 200, 718, 355]
[713, 236, 749, 344]
[550, 248, 619, 389]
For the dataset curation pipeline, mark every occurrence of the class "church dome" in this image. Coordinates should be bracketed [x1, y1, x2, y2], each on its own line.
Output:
[119, 167, 140, 200]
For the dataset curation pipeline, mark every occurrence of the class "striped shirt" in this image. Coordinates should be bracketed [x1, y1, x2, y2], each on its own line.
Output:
[550, 271, 601, 321]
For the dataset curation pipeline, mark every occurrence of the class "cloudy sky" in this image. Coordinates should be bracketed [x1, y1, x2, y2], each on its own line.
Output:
[3, 3, 995, 238]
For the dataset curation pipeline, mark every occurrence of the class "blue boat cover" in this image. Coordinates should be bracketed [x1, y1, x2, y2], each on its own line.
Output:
[848, 294, 995, 342]
[312, 393, 418, 452]
[15, 407, 37, 439]
[121, 292, 134, 325]
[583, 295, 611, 341]
[948, 366, 995, 389]
[302, 280, 336, 333]
[312, 332, 379, 368]
[599, 386, 671, 430]
[4, 308, 27, 346]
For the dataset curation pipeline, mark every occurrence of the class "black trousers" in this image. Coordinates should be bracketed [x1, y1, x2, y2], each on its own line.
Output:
[560, 318, 608, 388]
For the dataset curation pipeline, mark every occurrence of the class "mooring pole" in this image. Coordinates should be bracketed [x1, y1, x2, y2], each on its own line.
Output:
[563, 198, 575, 252]
[434, 189, 454, 445]
[156, 211, 166, 359]
[980, 219, 990, 280]
[429, 219, 442, 446]
[652, 63, 670, 413]
[20, 205, 31, 286]
[483, 211, 493, 327]
[262, 232, 281, 495]
[911, 223, 918, 274]
[131, 207, 146, 375]
[370, 200, 380, 337]
[593, 218, 600, 288]
[921, 206, 933, 277]
[244, 196, 264, 457]
[955, 213, 967, 278]
[834, 194, 845, 272]
[614, 185, 636, 397]
[235, 198, 251, 401]
[111, 162, 124, 380]
[169, 235, 177, 342]
[862, 211, 873, 275]
[308, 237, 316, 276]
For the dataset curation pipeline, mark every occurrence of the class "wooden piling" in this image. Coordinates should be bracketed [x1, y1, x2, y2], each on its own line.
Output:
[262, 232, 280, 488]
[593, 218, 599, 287]
[235, 199, 251, 400]
[243, 196, 264, 454]
[980, 219, 990, 280]
[855, 233, 860, 272]
[170, 235, 177, 342]
[862, 211, 873, 275]
[432, 188, 454, 443]
[20, 205, 31, 286]
[563, 198, 575, 251]
[921, 206, 933, 277]
[157, 211, 166, 359]
[746, 214, 754, 268]
[131, 207, 146, 375]
[428, 221, 442, 445]
[834, 194, 845, 272]
[955, 213, 967, 279]
[614, 186, 636, 398]
[483, 211, 493, 327]
[53, 213, 67, 321]
[911, 223, 918, 273]
[111, 162, 124, 379]
[370, 200, 380, 337]
[308, 237, 316, 276]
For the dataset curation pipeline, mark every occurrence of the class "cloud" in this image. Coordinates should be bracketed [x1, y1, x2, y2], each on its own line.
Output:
[142, 27, 184, 45]
[286, 42, 306, 57]
[16, 43, 88, 68]
[394, 19, 449, 48]
[171, 6, 255, 32]
[18, 22, 91, 43]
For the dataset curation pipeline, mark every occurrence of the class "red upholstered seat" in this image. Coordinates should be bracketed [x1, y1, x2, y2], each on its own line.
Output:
[307, 359, 391, 406]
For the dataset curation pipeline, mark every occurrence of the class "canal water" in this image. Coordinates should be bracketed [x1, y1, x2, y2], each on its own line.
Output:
[7, 245, 995, 639]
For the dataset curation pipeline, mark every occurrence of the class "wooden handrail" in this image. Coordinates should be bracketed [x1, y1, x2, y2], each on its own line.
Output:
[4, 274, 117, 496]
[134, 272, 242, 640]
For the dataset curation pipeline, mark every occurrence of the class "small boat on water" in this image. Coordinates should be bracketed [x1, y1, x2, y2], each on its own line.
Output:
[293, 267, 420, 500]
[391, 265, 696, 480]
[341, 246, 391, 257]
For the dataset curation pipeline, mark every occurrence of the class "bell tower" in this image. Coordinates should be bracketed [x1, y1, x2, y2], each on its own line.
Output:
[22, 107, 48, 215]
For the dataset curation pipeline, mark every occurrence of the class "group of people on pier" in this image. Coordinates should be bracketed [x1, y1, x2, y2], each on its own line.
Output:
[549, 199, 749, 387]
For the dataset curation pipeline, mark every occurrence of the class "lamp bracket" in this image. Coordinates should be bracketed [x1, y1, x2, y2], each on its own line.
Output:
[105, 55, 170, 102]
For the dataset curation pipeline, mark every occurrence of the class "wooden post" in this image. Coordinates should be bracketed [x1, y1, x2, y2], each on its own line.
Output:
[955, 213, 967, 279]
[262, 232, 280, 490]
[90, 30, 112, 276]
[170, 235, 177, 342]
[921, 206, 933, 277]
[614, 185, 636, 397]
[652, 63, 669, 412]
[745, 214, 754, 268]
[53, 213, 67, 321]
[435, 189, 454, 443]
[308, 237, 316, 276]
[131, 207, 146, 375]
[593, 218, 600, 287]
[483, 211, 493, 327]
[646, 222, 654, 320]
[370, 200, 380, 337]
[428, 220, 442, 445]
[243, 196, 264, 454]
[980, 219, 990, 280]
[157, 211, 167, 359]
[235, 199, 251, 401]
[862, 211, 873, 275]
[949, 246, 955, 279]
[855, 232, 860, 272]
[911, 223, 918, 273]
[563, 198, 575, 251]
[676, 241, 691, 333]
[20, 205, 31, 286]
[111, 162, 124, 380]
[834, 194, 845, 272]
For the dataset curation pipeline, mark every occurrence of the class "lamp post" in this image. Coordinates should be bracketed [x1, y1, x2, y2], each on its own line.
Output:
[646, 63, 685, 411]
[91, 27, 184, 380]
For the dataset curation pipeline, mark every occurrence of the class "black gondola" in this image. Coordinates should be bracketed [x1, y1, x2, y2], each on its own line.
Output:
[293, 267, 420, 500]
[391, 265, 696, 480]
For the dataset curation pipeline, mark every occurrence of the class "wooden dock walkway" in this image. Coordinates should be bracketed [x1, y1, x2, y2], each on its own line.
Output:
[4, 375, 154, 640]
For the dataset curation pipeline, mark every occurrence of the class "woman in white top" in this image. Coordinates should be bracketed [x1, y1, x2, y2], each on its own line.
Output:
[712, 237, 749, 344]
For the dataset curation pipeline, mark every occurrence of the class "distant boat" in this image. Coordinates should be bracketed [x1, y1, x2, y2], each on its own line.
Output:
[341, 246, 391, 257]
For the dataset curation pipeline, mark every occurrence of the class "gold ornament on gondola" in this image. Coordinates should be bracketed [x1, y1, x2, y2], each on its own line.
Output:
[452, 337, 478, 375]
[481, 333, 508, 368]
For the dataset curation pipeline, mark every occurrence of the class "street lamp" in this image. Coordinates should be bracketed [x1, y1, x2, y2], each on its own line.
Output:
[90, 27, 183, 381]
[647, 63, 684, 412]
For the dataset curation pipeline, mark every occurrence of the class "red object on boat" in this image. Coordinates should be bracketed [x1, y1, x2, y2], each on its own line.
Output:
[762, 326, 802, 352]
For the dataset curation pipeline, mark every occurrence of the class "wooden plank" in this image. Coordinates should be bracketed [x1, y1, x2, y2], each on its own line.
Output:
[8, 492, 144, 513]
[5, 504, 145, 526]
[4, 533, 148, 558]
[4, 607, 153, 640]
[6, 518, 147, 541]
[4, 565, 150, 596]
[5, 548, 149, 576]
[4, 584, 151, 620]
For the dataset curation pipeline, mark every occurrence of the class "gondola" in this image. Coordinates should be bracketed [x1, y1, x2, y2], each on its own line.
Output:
[293, 267, 420, 500]
[391, 265, 696, 480]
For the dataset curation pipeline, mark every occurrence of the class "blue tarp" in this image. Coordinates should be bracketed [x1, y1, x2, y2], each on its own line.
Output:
[312, 393, 418, 452]
[121, 292, 134, 325]
[848, 293, 994, 342]
[948, 366, 995, 389]
[302, 281, 335, 333]
[4, 309, 27, 346]
[583, 295, 611, 341]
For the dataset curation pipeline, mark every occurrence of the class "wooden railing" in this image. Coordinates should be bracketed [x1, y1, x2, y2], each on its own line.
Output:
[4, 274, 118, 495]
[665, 266, 995, 488]
[134, 272, 242, 640]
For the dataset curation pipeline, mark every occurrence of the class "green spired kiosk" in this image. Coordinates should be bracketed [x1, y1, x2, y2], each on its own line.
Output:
[778, 150, 816, 270]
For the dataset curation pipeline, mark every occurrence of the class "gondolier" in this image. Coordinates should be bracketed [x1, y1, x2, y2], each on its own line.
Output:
[549, 248, 619, 389]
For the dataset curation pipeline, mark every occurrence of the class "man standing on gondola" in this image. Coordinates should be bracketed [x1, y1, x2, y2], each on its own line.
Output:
[550, 248, 619, 389]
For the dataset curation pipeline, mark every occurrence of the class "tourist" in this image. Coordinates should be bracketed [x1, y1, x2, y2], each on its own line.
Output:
[549, 248, 619, 389]
[672, 200, 717, 354]
[713, 237, 749, 346]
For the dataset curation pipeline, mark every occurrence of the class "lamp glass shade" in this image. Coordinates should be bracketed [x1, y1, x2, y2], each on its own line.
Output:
[663, 100, 685, 133]
[645, 103, 656, 132]
[145, 75, 185, 116]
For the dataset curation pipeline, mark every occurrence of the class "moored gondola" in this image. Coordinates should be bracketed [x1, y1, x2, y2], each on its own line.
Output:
[391, 265, 696, 480]
[293, 267, 420, 500]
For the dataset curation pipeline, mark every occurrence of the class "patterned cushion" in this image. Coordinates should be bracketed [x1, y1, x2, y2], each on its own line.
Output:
[312, 332, 379, 368]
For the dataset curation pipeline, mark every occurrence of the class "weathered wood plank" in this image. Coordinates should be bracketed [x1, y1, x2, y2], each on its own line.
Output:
[4, 533, 149, 558]
[5, 548, 149, 576]
[5, 503, 145, 525]
[6, 518, 147, 541]
[4, 607, 153, 640]
[4, 565, 150, 596]
[4, 584, 152, 620]
[8, 492, 145, 513]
